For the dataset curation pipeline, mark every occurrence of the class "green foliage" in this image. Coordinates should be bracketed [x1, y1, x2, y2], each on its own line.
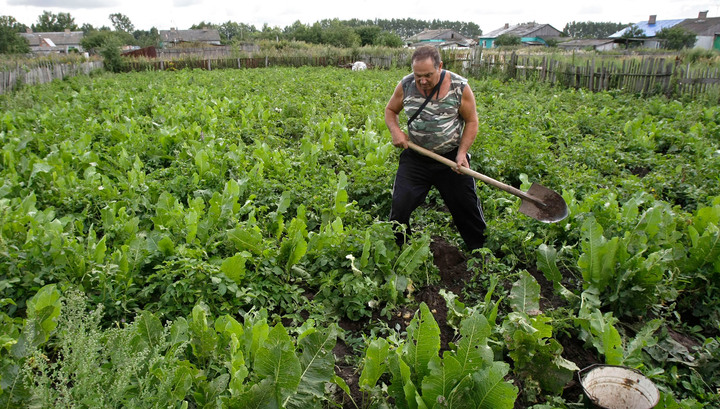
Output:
[81, 29, 134, 53]
[495, 34, 522, 47]
[621, 23, 646, 39]
[563, 21, 627, 38]
[359, 303, 517, 408]
[100, 41, 124, 73]
[0, 16, 30, 54]
[32, 11, 78, 32]
[109, 13, 134, 33]
[502, 273, 579, 395]
[656, 26, 697, 50]
[2, 288, 339, 408]
[1, 66, 719, 406]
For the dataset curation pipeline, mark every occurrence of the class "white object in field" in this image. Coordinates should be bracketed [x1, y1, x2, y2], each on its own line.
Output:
[352, 61, 367, 71]
[580, 365, 659, 409]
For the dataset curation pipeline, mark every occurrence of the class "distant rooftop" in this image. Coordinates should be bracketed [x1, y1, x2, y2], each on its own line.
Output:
[610, 16, 685, 38]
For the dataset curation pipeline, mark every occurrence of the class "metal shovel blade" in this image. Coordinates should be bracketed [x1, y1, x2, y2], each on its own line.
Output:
[518, 183, 569, 223]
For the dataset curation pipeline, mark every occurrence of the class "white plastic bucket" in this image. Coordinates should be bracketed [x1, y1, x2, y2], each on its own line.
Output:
[579, 365, 660, 409]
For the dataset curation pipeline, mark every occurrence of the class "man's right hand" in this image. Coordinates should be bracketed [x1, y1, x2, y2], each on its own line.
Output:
[391, 130, 409, 149]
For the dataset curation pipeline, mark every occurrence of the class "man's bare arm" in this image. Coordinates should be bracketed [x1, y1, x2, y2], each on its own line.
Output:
[456, 85, 479, 169]
[385, 83, 408, 149]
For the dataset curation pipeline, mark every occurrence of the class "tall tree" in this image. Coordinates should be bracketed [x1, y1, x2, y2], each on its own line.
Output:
[109, 13, 134, 33]
[32, 11, 78, 32]
[0, 15, 30, 54]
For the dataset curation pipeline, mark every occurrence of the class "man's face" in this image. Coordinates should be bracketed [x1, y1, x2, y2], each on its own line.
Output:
[412, 57, 442, 93]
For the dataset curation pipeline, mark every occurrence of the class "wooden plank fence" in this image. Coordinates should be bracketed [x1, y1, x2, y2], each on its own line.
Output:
[469, 51, 720, 98]
[1, 60, 104, 94]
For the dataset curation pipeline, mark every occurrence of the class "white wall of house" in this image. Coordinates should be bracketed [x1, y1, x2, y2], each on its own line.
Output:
[694, 36, 714, 49]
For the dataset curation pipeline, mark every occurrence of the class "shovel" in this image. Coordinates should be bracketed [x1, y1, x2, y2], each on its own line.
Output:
[407, 142, 568, 223]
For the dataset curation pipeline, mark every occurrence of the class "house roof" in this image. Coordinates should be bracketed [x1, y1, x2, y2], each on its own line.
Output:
[481, 23, 560, 38]
[159, 29, 221, 43]
[558, 38, 615, 47]
[609, 19, 684, 38]
[406, 29, 470, 42]
[20, 31, 84, 47]
[676, 16, 720, 36]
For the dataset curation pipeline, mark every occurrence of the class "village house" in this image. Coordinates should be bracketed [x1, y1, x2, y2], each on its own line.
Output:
[405, 29, 477, 49]
[557, 38, 616, 52]
[159, 28, 222, 47]
[19, 29, 84, 55]
[479, 23, 562, 48]
[609, 15, 684, 48]
[675, 11, 720, 50]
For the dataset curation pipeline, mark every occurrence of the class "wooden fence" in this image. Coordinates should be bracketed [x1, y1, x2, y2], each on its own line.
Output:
[468, 51, 720, 98]
[122, 53, 407, 72]
[0, 60, 104, 94]
[3, 50, 720, 99]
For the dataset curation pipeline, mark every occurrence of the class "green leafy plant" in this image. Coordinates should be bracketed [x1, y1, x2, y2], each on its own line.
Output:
[501, 272, 579, 396]
[359, 302, 517, 408]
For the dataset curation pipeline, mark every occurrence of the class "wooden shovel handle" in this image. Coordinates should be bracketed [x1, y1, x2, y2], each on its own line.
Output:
[406, 142, 545, 206]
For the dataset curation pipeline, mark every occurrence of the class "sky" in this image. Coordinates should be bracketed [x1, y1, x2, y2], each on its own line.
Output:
[3, 0, 720, 33]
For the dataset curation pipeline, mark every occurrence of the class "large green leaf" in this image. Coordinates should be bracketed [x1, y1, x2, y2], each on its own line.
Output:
[388, 350, 417, 409]
[459, 362, 517, 409]
[452, 310, 492, 376]
[507, 271, 540, 315]
[283, 325, 338, 408]
[135, 310, 163, 350]
[588, 310, 623, 365]
[394, 235, 431, 276]
[536, 244, 562, 285]
[421, 355, 463, 409]
[403, 303, 441, 387]
[221, 252, 250, 284]
[228, 225, 264, 255]
[688, 223, 720, 272]
[22, 284, 61, 349]
[359, 337, 390, 391]
[578, 217, 619, 291]
[254, 324, 302, 405]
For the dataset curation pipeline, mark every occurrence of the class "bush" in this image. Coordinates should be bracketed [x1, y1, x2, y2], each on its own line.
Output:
[100, 43, 124, 73]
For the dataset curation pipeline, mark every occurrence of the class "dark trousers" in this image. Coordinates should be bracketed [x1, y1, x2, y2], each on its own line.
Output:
[389, 148, 486, 250]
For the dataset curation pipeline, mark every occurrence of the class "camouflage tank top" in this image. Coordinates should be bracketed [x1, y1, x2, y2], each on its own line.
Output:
[402, 70, 467, 154]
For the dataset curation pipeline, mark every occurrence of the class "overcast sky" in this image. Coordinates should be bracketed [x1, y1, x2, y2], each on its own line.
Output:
[3, 0, 719, 33]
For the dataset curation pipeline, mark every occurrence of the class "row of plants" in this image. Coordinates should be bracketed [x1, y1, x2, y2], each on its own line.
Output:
[0, 66, 718, 406]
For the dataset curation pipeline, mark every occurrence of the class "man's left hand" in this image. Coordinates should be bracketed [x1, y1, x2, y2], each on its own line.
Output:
[454, 153, 469, 174]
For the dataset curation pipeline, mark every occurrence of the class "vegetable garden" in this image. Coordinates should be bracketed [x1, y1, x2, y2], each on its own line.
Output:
[0, 66, 719, 408]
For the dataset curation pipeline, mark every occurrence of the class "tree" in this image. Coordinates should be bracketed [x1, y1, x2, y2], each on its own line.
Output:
[109, 13, 134, 33]
[495, 33, 521, 46]
[133, 27, 160, 48]
[656, 26, 696, 50]
[82, 29, 133, 53]
[257, 23, 283, 41]
[0, 15, 30, 54]
[33, 11, 78, 32]
[375, 31, 403, 47]
[321, 20, 360, 48]
[563, 21, 627, 38]
[620, 24, 645, 39]
[355, 25, 381, 46]
[620, 24, 646, 48]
